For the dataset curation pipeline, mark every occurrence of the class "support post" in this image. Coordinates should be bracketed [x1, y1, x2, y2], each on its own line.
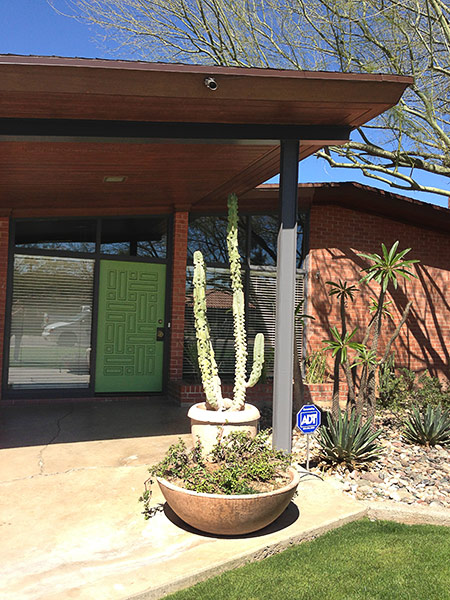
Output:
[272, 139, 299, 452]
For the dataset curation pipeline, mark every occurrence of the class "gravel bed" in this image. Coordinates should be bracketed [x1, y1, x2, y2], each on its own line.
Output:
[291, 411, 450, 509]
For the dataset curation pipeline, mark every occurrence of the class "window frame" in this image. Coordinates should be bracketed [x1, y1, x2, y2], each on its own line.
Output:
[183, 210, 308, 381]
[3, 214, 172, 399]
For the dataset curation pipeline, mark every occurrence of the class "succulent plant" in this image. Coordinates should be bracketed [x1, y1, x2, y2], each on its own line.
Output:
[318, 410, 382, 467]
[193, 193, 264, 411]
[403, 404, 450, 447]
[146, 430, 291, 496]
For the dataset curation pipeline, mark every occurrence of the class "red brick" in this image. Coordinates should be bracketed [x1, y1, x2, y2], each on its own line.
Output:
[307, 204, 450, 380]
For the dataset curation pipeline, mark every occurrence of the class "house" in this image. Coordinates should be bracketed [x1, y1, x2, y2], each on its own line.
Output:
[0, 55, 413, 433]
[248, 182, 450, 380]
[174, 182, 450, 405]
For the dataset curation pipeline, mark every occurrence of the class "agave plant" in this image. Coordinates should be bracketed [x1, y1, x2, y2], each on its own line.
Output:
[403, 404, 450, 447]
[318, 410, 382, 467]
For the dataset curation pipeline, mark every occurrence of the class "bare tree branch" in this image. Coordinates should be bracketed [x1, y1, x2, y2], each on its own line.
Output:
[49, 0, 450, 199]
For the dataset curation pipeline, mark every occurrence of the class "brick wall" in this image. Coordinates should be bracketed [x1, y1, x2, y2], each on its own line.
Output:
[168, 380, 274, 406]
[307, 204, 450, 380]
[169, 211, 189, 380]
[303, 382, 348, 411]
[0, 217, 9, 396]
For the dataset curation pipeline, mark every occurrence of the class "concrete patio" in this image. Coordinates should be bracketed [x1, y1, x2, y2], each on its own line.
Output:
[0, 399, 366, 600]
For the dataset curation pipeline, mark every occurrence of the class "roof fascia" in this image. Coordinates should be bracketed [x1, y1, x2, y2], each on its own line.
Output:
[0, 118, 351, 144]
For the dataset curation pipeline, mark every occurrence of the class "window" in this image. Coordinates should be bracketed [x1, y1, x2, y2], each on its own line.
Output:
[183, 212, 307, 381]
[15, 219, 96, 253]
[8, 255, 94, 389]
[250, 215, 305, 268]
[187, 215, 246, 265]
[100, 217, 167, 258]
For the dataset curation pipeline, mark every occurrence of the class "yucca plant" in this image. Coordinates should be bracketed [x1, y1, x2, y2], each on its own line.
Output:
[318, 410, 383, 467]
[403, 404, 450, 447]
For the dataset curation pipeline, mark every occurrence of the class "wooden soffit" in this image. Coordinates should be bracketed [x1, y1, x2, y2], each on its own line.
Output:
[0, 56, 412, 216]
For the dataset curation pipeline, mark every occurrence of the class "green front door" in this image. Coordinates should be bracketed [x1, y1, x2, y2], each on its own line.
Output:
[95, 260, 166, 393]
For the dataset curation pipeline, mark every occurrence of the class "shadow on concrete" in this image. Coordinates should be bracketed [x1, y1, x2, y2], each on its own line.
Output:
[0, 397, 190, 449]
[163, 501, 300, 539]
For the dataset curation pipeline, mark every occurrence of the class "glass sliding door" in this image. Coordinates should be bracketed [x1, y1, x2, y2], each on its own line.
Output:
[8, 255, 94, 390]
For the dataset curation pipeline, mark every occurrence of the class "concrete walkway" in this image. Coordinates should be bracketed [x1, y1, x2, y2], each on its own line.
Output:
[0, 400, 366, 600]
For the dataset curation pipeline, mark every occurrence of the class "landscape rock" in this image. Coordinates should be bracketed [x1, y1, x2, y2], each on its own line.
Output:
[291, 409, 450, 509]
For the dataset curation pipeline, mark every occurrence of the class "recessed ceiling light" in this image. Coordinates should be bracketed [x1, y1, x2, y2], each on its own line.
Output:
[103, 176, 127, 183]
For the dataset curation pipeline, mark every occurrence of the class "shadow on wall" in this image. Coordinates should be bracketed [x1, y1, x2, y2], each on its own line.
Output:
[308, 247, 449, 382]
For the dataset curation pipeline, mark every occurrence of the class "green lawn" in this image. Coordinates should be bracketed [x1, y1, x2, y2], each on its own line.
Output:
[165, 520, 450, 600]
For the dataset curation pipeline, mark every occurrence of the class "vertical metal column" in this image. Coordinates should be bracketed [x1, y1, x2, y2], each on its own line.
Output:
[272, 139, 299, 452]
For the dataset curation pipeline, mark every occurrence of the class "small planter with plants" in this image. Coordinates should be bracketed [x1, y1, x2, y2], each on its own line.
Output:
[140, 430, 300, 535]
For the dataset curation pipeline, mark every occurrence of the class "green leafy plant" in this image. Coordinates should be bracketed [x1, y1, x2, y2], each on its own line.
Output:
[139, 430, 292, 518]
[378, 361, 450, 412]
[318, 411, 382, 467]
[377, 355, 411, 410]
[359, 242, 419, 292]
[357, 242, 418, 420]
[193, 193, 264, 411]
[323, 327, 363, 364]
[403, 404, 450, 447]
[322, 243, 419, 422]
[324, 280, 358, 417]
[413, 374, 450, 409]
[304, 349, 328, 384]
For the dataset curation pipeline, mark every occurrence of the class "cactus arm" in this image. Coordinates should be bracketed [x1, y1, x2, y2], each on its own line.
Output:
[193, 250, 224, 410]
[231, 289, 247, 409]
[192, 193, 264, 412]
[226, 194, 248, 410]
[246, 333, 265, 388]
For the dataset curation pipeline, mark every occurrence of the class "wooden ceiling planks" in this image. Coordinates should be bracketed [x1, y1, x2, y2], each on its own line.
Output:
[0, 56, 413, 217]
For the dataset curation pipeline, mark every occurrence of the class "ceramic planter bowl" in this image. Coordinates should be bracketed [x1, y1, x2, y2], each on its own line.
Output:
[156, 466, 300, 535]
[187, 402, 260, 455]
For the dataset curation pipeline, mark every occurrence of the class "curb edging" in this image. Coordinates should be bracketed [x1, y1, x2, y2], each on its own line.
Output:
[128, 499, 450, 600]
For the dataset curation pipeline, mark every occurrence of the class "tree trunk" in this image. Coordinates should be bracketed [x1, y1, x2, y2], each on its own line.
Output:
[331, 354, 341, 419]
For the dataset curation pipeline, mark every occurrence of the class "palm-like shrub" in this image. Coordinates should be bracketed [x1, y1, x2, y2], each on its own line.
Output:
[403, 404, 450, 447]
[318, 411, 382, 467]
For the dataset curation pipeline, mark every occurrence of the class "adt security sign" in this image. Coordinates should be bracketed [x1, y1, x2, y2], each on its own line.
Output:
[297, 405, 321, 434]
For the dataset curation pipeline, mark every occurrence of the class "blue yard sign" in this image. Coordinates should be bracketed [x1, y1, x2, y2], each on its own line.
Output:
[297, 404, 321, 434]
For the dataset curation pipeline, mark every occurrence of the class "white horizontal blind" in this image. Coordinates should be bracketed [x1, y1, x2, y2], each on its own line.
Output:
[8, 255, 94, 389]
[183, 267, 305, 380]
[183, 267, 235, 378]
[247, 270, 305, 378]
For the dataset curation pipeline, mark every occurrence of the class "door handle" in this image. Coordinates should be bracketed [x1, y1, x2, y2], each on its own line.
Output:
[156, 327, 165, 341]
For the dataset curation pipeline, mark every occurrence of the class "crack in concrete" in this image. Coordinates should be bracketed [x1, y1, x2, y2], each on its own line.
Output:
[37, 407, 74, 475]
[0, 461, 148, 486]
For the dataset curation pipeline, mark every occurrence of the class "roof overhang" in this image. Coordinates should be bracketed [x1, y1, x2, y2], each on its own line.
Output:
[240, 182, 450, 235]
[0, 55, 412, 216]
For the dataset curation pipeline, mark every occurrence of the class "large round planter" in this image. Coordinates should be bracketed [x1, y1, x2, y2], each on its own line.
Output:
[156, 466, 300, 535]
[187, 402, 260, 455]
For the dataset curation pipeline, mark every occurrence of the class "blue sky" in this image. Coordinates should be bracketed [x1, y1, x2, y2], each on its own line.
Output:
[1, 0, 448, 208]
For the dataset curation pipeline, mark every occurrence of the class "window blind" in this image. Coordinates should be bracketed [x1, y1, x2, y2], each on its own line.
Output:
[183, 267, 305, 380]
[8, 255, 95, 390]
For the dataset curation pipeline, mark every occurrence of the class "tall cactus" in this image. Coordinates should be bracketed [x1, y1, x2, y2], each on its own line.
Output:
[193, 250, 224, 410]
[192, 193, 264, 411]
